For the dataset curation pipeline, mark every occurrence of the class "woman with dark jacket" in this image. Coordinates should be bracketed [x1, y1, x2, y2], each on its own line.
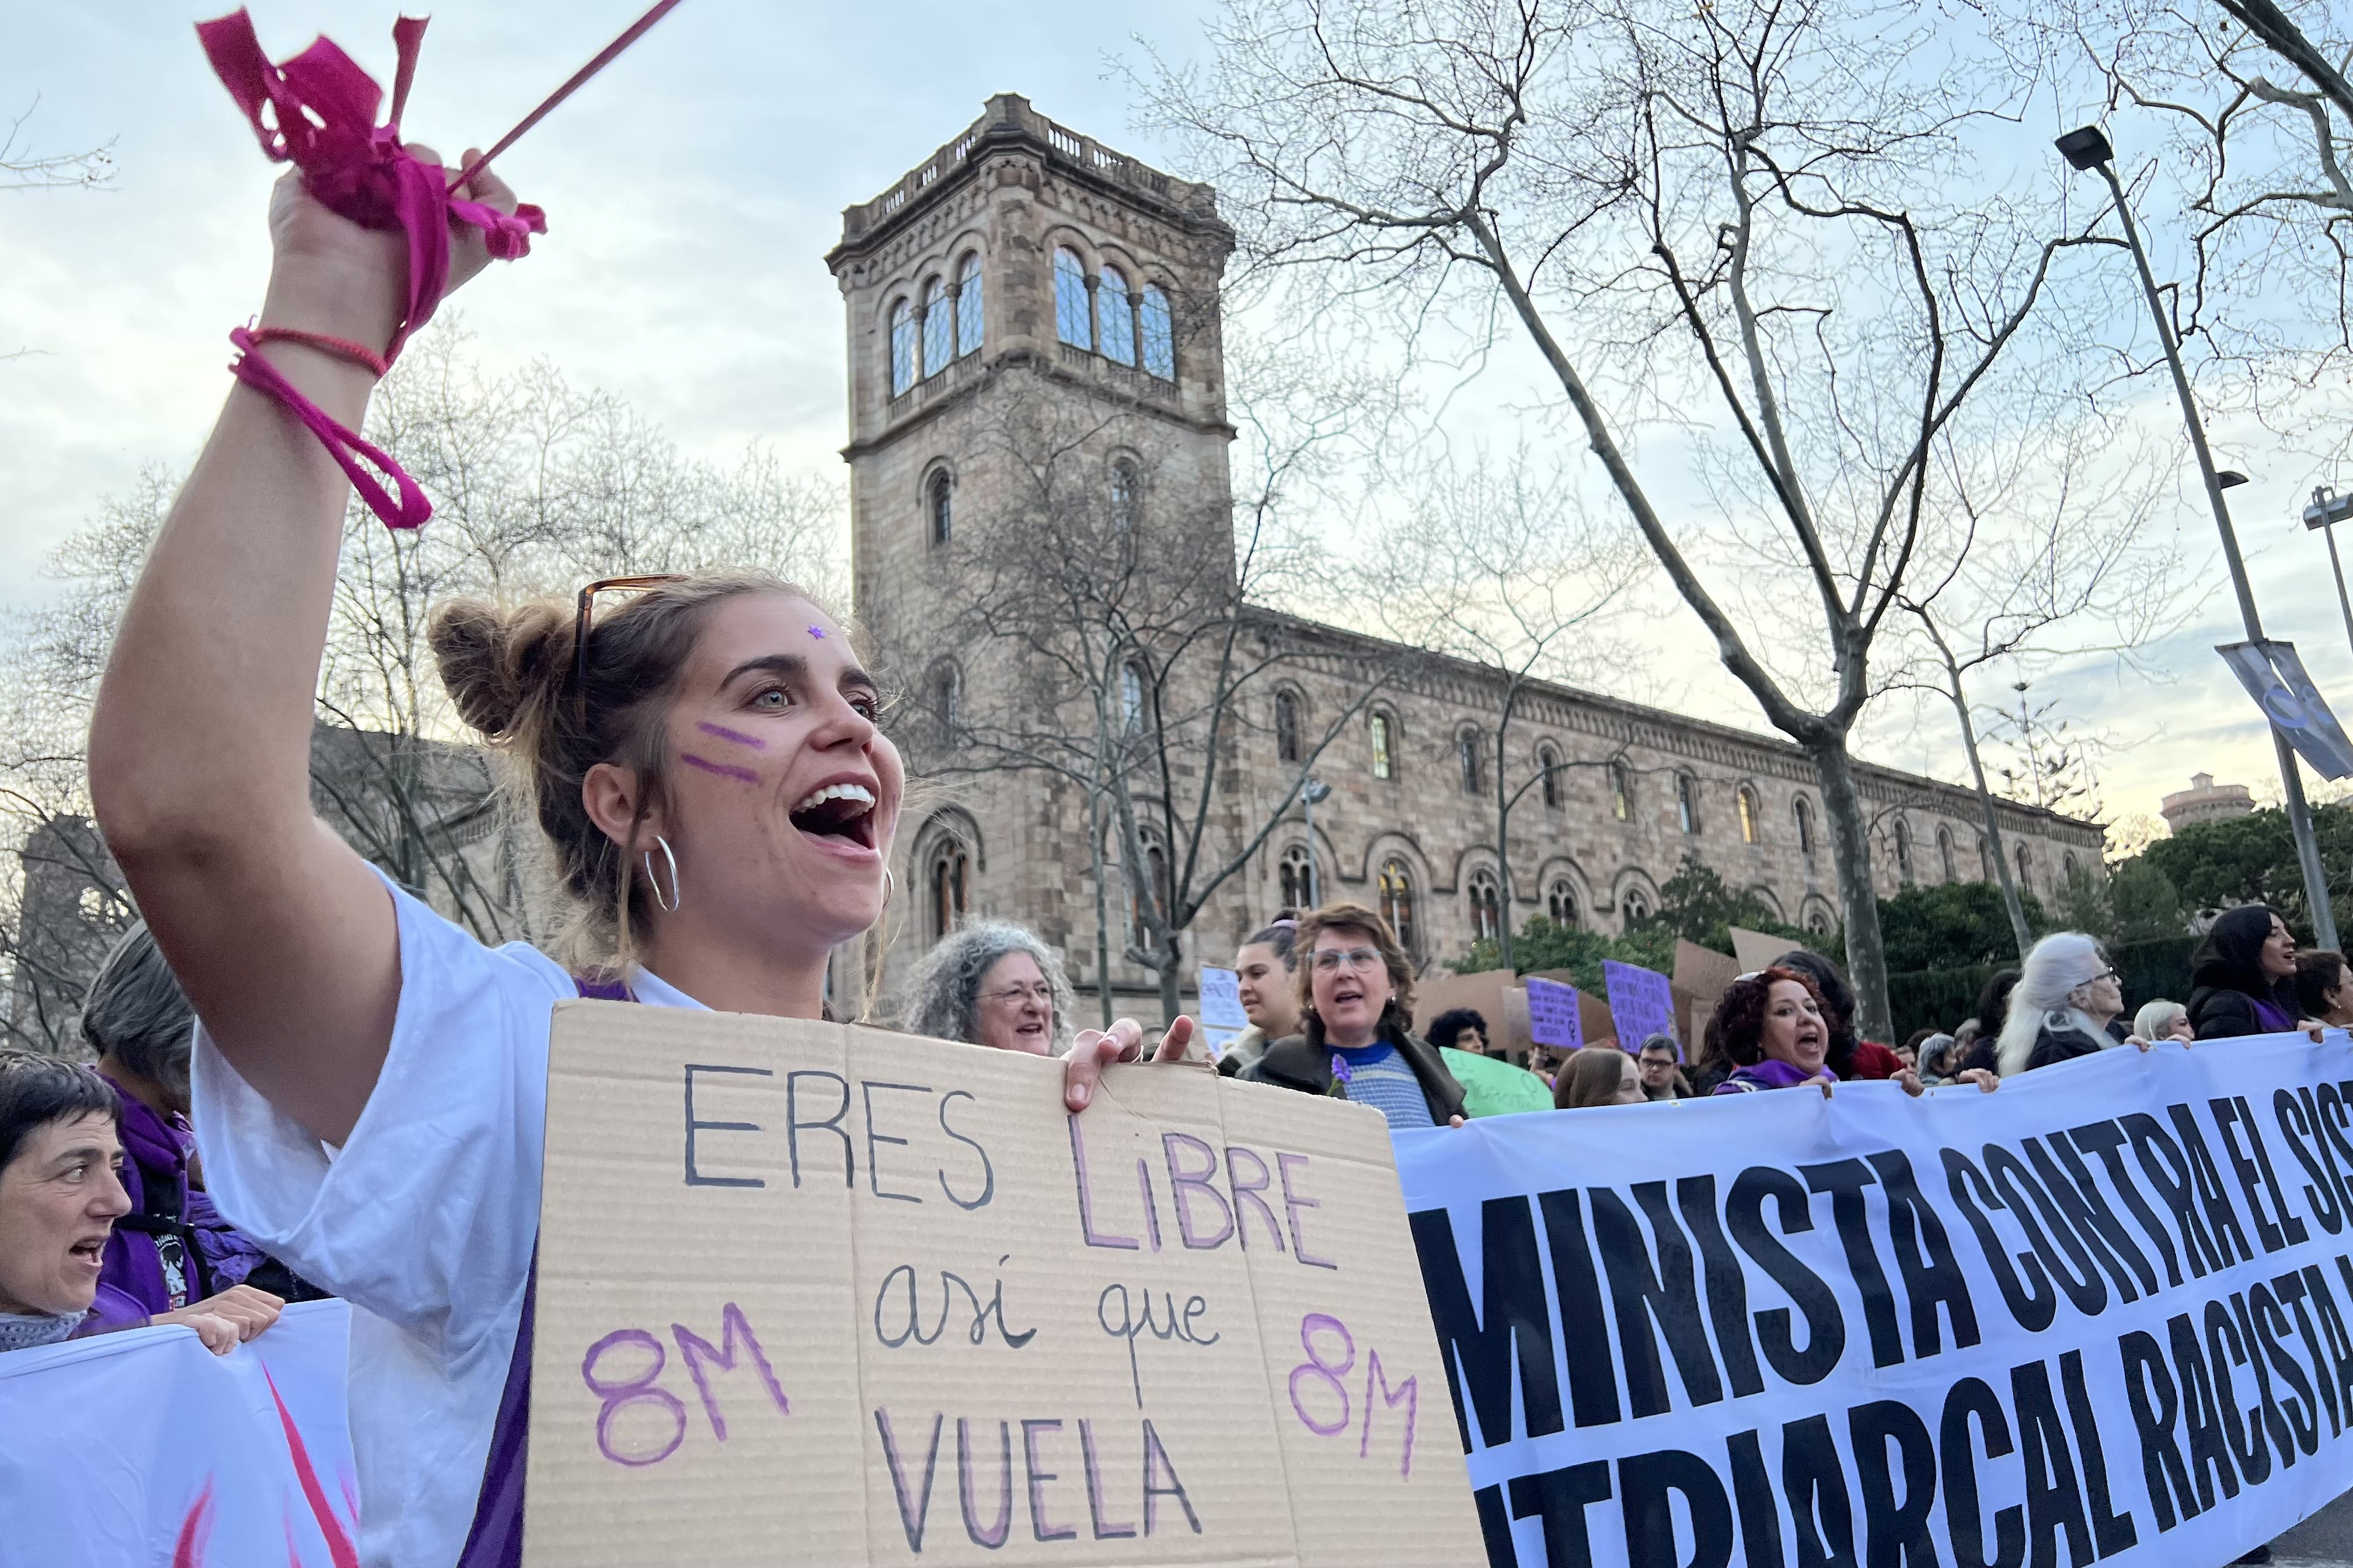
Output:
[2187, 906, 2302, 1039]
[1994, 931, 2129, 1076]
[1240, 902, 1467, 1129]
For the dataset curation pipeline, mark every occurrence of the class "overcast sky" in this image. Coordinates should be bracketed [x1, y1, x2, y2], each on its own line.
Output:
[7, 0, 2352, 836]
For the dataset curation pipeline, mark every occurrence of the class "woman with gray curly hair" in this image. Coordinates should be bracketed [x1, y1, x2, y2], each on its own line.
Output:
[900, 921, 1076, 1056]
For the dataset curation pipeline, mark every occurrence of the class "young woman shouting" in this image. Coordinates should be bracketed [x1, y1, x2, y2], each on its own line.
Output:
[87, 147, 1186, 1568]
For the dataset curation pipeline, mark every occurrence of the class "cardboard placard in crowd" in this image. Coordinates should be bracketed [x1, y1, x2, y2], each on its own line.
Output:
[1523, 970, 1624, 1052]
[1524, 976, 1584, 1050]
[1409, 968, 1526, 1057]
[1601, 959, 1676, 1052]
[1196, 964, 1247, 1058]
[1671, 939, 1740, 1019]
[524, 1004, 1485, 1567]
[1730, 924, 1812, 976]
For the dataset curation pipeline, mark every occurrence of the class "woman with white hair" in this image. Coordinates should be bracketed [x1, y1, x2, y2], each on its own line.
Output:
[1997, 931, 2129, 1077]
[900, 921, 1076, 1056]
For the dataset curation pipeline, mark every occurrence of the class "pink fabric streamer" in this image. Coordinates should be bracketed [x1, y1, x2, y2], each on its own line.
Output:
[197, 9, 551, 529]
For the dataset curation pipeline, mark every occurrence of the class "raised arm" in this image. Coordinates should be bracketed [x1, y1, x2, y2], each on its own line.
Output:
[88, 154, 517, 1145]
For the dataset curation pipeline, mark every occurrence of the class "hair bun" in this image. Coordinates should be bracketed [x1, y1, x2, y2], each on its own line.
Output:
[427, 598, 570, 741]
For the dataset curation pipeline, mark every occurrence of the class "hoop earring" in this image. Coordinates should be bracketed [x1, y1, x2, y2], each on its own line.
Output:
[643, 836, 681, 913]
[882, 868, 895, 906]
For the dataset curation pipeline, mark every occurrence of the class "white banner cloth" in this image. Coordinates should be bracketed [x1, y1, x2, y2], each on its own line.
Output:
[1394, 1034, 2353, 1567]
[0, 1297, 355, 1567]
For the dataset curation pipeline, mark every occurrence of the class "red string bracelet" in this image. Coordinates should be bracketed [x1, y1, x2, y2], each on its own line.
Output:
[245, 326, 391, 379]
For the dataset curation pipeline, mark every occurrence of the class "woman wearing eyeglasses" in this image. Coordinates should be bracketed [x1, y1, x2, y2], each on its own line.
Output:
[1994, 931, 2132, 1076]
[1240, 904, 1467, 1129]
[901, 920, 1075, 1056]
[83, 152, 1187, 1568]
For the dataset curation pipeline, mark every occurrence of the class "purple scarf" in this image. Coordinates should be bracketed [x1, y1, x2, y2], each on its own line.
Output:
[2253, 993, 2299, 1033]
[1713, 1058, 1829, 1095]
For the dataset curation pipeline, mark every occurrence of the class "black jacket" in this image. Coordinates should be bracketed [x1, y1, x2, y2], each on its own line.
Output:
[2023, 1015, 2128, 1074]
[1240, 1022, 1467, 1125]
[2187, 906, 2299, 1040]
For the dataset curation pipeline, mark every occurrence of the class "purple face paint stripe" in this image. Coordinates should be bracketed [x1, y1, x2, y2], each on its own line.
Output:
[681, 753, 759, 785]
[695, 721, 766, 749]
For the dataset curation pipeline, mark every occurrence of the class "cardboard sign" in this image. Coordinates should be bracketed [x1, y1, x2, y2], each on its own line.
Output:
[1670, 939, 1740, 1019]
[1523, 976, 1584, 1050]
[1601, 959, 1676, 1052]
[1730, 925, 1810, 976]
[1197, 965, 1247, 1057]
[526, 1004, 1486, 1567]
[1410, 969, 1526, 1057]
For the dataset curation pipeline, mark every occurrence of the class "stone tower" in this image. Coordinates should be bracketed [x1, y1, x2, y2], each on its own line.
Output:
[826, 96, 1237, 1008]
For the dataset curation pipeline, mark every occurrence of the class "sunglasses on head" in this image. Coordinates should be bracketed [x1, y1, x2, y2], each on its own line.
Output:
[573, 575, 685, 715]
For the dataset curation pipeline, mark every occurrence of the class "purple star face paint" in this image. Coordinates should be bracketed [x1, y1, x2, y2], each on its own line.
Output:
[807, 624, 826, 640]
[681, 753, 759, 785]
[695, 721, 765, 749]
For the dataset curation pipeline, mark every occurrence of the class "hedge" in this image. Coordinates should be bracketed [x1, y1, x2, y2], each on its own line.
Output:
[1885, 935, 2197, 1040]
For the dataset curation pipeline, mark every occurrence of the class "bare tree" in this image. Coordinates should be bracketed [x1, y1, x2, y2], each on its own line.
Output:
[922, 352, 1419, 1019]
[1145, 0, 2107, 1033]
[1, 99, 113, 194]
[1, 332, 844, 1046]
[1368, 449, 1648, 969]
[1892, 414, 2189, 954]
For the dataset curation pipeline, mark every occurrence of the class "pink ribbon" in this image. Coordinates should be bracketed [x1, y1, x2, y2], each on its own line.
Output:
[198, 9, 550, 529]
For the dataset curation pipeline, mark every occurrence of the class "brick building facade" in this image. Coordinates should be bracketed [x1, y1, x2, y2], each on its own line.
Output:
[824, 97, 2103, 1019]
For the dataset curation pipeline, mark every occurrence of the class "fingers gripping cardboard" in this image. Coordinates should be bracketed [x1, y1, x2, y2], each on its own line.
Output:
[526, 1003, 1486, 1566]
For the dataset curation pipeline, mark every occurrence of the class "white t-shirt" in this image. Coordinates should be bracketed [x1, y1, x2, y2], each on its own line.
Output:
[192, 877, 704, 1568]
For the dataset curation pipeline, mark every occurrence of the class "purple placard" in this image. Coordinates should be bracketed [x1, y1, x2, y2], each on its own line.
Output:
[1601, 959, 1677, 1053]
[1525, 976, 1584, 1050]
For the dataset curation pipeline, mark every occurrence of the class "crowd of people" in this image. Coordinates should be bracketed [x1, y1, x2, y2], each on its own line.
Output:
[0, 127, 2335, 1568]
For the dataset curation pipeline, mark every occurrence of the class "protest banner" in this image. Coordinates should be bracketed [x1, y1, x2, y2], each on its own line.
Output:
[525, 1003, 1487, 1565]
[1601, 960, 1676, 1052]
[1198, 963, 1249, 1058]
[0, 1299, 355, 1568]
[1393, 1032, 2353, 1567]
[1526, 977, 1584, 1052]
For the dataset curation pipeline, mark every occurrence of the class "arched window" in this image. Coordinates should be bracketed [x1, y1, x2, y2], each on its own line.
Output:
[1378, 860, 1417, 955]
[956, 252, 984, 357]
[1054, 247, 1092, 349]
[926, 469, 953, 547]
[1467, 869, 1503, 944]
[1274, 690, 1301, 764]
[1279, 844, 1313, 910]
[1895, 819, 1915, 886]
[1370, 713, 1394, 781]
[1547, 879, 1578, 927]
[2015, 841, 2033, 890]
[1539, 743, 1563, 809]
[1130, 834, 1171, 948]
[922, 275, 951, 378]
[1120, 661, 1147, 734]
[2063, 850, 2080, 882]
[1622, 887, 1652, 924]
[928, 838, 970, 942]
[1099, 265, 1137, 366]
[1736, 785, 1761, 845]
[1795, 797, 1816, 859]
[1109, 458, 1141, 532]
[1611, 762, 1633, 822]
[1976, 833, 1992, 881]
[1676, 774, 1699, 834]
[889, 297, 917, 395]
[1140, 284, 1174, 378]
[1805, 906, 1833, 937]
[1937, 826, 1957, 883]
[1458, 729, 1484, 797]
[929, 659, 960, 736]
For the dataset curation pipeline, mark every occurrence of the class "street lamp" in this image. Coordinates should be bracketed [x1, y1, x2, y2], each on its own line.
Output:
[2305, 486, 2353, 661]
[1299, 775, 1333, 909]
[2058, 123, 2340, 949]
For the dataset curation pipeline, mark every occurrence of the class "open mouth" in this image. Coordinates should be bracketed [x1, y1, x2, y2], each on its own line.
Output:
[68, 1237, 105, 1270]
[789, 781, 879, 851]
